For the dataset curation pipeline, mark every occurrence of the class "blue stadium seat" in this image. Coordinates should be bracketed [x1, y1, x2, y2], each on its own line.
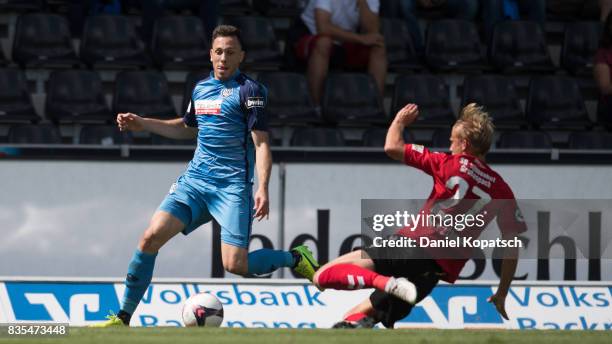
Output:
[462, 75, 525, 128]
[498, 131, 552, 149]
[562, 21, 601, 76]
[12, 13, 79, 67]
[81, 15, 150, 68]
[8, 124, 62, 144]
[490, 21, 554, 73]
[257, 72, 319, 125]
[152, 16, 210, 68]
[46, 70, 111, 124]
[526, 76, 591, 129]
[114, 71, 176, 120]
[391, 75, 454, 127]
[322, 73, 385, 125]
[568, 132, 612, 149]
[290, 127, 345, 146]
[0, 68, 40, 123]
[425, 19, 487, 71]
[79, 125, 130, 145]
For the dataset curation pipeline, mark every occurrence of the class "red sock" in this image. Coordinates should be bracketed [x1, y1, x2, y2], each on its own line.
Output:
[345, 313, 368, 322]
[317, 263, 390, 291]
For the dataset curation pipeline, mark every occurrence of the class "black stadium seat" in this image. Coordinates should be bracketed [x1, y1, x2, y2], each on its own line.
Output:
[252, 0, 301, 17]
[322, 73, 385, 125]
[182, 70, 210, 114]
[562, 21, 601, 76]
[431, 128, 451, 148]
[79, 125, 130, 145]
[290, 127, 345, 146]
[526, 76, 591, 129]
[226, 16, 281, 68]
[151, 133, 196, 146]
[462, 75, 525, 127]
[81, 15, 149, 68]
[568, 132, 612, 149]
[425, 19, 486, 71]
[0, 48, 8, 66]
[490, 21, 554, 72]
[362, 127, 414, 147]
[381, 18, 420, 71]
[391, 75, 454, 127]
[152, 16, 210, 68]
[0, 0, 44, 11]
[114, 71, 176, 119]
[12, 13, 79, 67]
[0, 68, 40, 123]
[46, 70, 111, 124]
[257, 72, 319, 125]
[8, 124, 62, 144]
[498, 131, 552, 149]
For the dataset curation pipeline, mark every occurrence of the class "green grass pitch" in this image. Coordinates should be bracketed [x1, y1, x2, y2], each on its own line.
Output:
[0, 328, 610, 344]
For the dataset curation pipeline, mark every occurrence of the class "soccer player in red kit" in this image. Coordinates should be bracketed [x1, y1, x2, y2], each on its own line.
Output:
[312, 103, 527, 328]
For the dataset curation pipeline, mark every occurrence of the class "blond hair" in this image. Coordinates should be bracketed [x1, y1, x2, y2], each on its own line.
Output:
[454, 103, 495, 156]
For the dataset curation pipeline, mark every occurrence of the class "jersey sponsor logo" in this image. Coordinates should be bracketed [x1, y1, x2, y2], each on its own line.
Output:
[169, 182, 177, 194]
[195, 99, 222, 115]
[221, 88, 233, 98]
[246, 97, 265, 109]
[412, 144, 424, 153]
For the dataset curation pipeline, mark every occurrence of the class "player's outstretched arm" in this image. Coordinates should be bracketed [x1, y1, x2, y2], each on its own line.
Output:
[384, 103, 419, 161]
[116, 113, 197, 139]
[252, 130, 271, 221]
[488, 239, 519, 320]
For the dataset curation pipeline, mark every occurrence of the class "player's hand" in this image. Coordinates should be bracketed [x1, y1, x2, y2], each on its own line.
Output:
[359, 33, 385, 47]
[253, 188, 269, 221]
[394, 103, 419, 126]
[116, 112, 145, 132]
[487, 292, 509, 320]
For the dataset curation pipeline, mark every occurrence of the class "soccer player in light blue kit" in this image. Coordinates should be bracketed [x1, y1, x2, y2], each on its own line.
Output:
[93, 25, 319, 327]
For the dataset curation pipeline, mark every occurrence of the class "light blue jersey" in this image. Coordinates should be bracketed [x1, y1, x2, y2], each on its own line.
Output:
[183, 69, 268, 185]
[158, 70, 268, 248]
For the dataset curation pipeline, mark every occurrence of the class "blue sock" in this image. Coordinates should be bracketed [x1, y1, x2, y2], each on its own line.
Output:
[120, 249, 157, 315]
[247, 249, 296, 276]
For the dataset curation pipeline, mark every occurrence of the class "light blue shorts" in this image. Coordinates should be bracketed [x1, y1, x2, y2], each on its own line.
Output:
[158, 174, 253, 248]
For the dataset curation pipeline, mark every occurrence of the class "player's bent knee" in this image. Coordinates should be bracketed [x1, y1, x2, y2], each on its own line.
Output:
[139, 226, 167, 253]
[313, 37, 333, 55]
[223, 259, 248, 276]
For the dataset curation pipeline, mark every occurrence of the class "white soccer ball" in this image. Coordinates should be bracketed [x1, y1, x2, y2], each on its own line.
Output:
[181, 292, 224, 327]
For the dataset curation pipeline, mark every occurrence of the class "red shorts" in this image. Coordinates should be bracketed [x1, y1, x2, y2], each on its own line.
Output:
[294, 34, 371, 68]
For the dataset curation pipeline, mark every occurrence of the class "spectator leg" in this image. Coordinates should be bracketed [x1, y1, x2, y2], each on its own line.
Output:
[399, 0, 424, 54]
[368, 44, 387, 99]
[481, 0, 504, 43]
[307, 36, 333, 106]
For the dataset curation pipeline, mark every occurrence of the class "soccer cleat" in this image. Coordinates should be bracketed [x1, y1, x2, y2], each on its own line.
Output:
[332, 317, 376, 329]
[384, 277, 417, 304]
[89, 313, 128, 328]
[291, 245, 320, 282]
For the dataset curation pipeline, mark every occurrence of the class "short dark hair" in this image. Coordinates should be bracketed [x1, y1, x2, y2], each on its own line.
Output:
[211, 25, 243, 49]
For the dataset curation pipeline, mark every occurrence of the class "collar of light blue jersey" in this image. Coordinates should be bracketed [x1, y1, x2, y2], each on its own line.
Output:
[209, 69, 241, 85]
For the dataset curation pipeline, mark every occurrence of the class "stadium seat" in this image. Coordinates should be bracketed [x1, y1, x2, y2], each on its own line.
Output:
[220, 0, 253, 15]
[322, 73, 385, 125]
[0, 68, 40, 123]
[225, 16, 281, 68]
[257, 72, 319, 125]
[381, 18, 421, 71]
[568, 132, 612, 149]
[81, 15, 150, 68]
[8, 124, 62, 144]
[391, 75, 454, 127]
[152, 16, 210, 68]
[290, 127, 345, 146]
[79, 125, 130, 145]
[526, 76, 591, 129]
[252, 0, 301, 16]
[462, 75, 525, 128]
[362, 127, 414, 147]
[597, 97, 612, 129]
[12, 13, 79, 67]
[0, 0, 44, 12]
[490, 21, 554, 73]
[182, 70, 211, 114]
[0, 48, 8, 66]
[114, 71, 176, 119]
[431, 128, 451, 148]
[46, 70, 112, 124]
[151, 133, 196, 146]
[425, 19, 487, 71]
[498, 131, 552, 149]
[562, 21, 601, 76]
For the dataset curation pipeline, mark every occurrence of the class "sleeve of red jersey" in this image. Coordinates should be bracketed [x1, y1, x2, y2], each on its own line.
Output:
[496, 184, 527, 236]
[403, 143, 445, 176]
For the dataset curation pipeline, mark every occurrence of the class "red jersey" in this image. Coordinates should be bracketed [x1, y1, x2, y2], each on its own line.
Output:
[397, 144, 526, 283]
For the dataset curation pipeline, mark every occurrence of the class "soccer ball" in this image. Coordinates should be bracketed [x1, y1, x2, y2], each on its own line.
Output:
[181, 292, 224, 327]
